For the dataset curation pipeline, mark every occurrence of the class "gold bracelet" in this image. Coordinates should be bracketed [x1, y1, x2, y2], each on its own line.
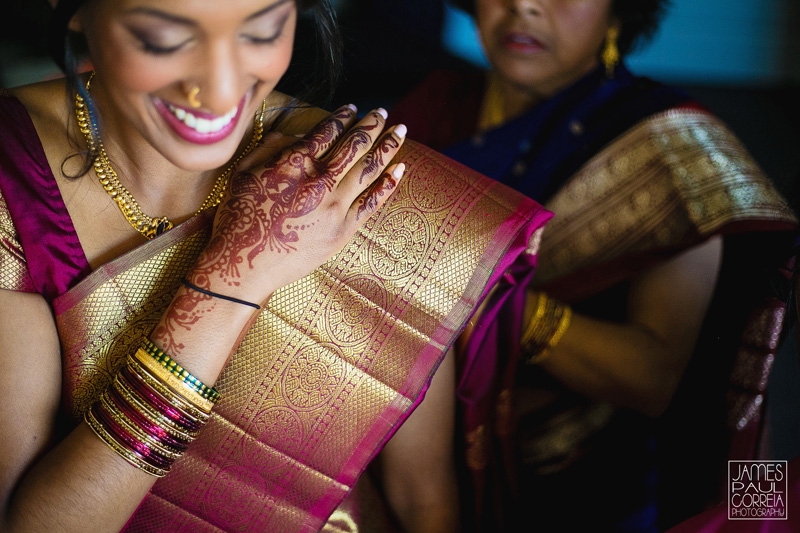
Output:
[521, 293, 547, 348]
[548, 304, 573, 350]
[126, 355, 211, 423]
[140, 338, 220, 403]
[84, 407, 169, 477]
[132, 349, 215, 413]
[522, 292, 573, 365]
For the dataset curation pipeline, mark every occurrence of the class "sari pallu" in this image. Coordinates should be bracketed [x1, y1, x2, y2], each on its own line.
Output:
[461, 108, 797, 530]
[0, 134, 551, 531]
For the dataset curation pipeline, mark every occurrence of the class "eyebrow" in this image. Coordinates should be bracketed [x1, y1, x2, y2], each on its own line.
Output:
[125, 0, 293, 25]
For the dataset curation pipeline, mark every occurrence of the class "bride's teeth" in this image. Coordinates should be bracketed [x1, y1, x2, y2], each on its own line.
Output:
[167, 103, 238, 134]
[195, 117, 211, 134]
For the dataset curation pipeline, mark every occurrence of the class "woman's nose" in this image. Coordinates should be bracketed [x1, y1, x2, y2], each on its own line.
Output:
[509, 0, 542, 17]
[191, 41, 249, 116]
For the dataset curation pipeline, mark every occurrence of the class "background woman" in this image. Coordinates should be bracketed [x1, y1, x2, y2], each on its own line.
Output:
[389, 0, 797, 530]
[0, 0, 549, 531]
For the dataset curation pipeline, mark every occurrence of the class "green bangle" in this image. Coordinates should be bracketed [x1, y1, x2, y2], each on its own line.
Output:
[141, 338, 221, 404]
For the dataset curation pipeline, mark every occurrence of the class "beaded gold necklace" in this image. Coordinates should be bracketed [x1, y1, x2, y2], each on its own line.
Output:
[478, 75, 506, 133]
[74, 72, 266, 239]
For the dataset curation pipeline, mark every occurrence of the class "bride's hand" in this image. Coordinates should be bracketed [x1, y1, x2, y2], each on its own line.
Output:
[192, 105, 407, 302]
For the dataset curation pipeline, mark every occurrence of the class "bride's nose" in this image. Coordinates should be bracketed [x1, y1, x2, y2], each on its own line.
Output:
[186, 40, 250, 116]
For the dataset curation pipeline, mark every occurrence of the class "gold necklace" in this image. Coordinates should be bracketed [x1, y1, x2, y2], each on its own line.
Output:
[478, 75, 506, 132]
[74, 72, 266, 239]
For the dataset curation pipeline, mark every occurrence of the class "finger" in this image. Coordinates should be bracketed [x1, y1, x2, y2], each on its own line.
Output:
[324, 108, 389, 177]
[350, 162, 406, 222]
[340, 124, 406, 198]
[297, 104, 358, 158]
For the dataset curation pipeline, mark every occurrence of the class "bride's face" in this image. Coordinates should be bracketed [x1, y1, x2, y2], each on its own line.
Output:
[73, 0, 297, 171]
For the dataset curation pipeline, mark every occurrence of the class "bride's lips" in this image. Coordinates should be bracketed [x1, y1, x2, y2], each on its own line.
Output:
[153, 93, 248, 145]
[500, 32, 546, 54]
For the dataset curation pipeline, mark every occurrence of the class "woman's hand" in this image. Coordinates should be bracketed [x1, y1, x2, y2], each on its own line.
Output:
[149, 106, 406, 363]
[195, 105, 406, 301]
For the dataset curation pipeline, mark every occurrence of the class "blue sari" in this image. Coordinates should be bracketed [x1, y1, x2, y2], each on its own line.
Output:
[390, 64, 797, 531]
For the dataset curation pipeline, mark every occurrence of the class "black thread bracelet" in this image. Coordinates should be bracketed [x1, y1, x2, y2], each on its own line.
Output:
[181, 278, 261, 310]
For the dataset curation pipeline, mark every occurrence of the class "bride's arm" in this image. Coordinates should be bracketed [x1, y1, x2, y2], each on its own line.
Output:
[0, 106, 407, 532]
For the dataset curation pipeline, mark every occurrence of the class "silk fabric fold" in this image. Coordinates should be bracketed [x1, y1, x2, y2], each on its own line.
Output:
[36, 141, 550, 532]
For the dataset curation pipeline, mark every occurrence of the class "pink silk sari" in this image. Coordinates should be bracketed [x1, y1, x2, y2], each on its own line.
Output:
[0, 133, 550, 531]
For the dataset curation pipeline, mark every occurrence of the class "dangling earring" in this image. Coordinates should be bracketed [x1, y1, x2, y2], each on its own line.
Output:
[602, 26, 620, 78]
[187, 85, 202, 108]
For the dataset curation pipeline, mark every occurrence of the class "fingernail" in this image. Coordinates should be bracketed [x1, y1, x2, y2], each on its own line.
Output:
[393, 124, 407, 139]
[393, 163, 406, 178]
[376, 108, 388, 119]
[346, 104, 357, 112]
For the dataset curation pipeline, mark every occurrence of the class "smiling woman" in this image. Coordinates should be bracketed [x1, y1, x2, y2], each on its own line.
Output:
[0, 0, 551, 532]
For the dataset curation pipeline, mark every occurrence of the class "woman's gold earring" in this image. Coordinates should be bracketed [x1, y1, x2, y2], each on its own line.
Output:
[602, 26, 620, 78]
[187, 86, 202, 108]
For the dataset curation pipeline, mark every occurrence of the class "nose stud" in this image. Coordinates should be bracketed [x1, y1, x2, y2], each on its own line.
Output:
[187, 86, 202, 108]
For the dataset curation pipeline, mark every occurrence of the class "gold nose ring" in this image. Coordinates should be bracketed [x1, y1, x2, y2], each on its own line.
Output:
[187, 86, 201, 108]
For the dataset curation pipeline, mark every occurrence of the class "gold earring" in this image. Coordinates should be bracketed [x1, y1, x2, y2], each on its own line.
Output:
[602, 26, 620, 78]
[187, 86, 201, 108]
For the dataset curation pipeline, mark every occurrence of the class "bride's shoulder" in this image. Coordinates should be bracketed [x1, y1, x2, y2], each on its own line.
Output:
[6, 79, 72, 137]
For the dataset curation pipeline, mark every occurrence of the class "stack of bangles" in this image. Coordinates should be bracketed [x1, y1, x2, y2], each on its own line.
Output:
[521, 292, 573, 365]
[84, 338, 220, 477]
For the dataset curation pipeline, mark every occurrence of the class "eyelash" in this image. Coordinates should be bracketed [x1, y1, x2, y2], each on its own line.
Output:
[139, 29, 282, 56]
[245, 31, 282, 45]
[140, 41, 188, 55]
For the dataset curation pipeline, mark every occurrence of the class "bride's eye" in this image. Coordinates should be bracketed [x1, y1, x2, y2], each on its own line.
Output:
[242, 31, 283, 45]
[139, 39, 190, 55]
[241, 11, 291, 46]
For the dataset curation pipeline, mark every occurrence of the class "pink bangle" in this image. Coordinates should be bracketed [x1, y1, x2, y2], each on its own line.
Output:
[112, 374, 198, 442]
[92, 402, 173, 469]
[107, 385, 189, 451]
[120, 366, 204, 431]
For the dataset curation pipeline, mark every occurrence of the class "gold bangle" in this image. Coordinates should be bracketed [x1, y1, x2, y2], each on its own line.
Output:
[126, 355, 211, 423]
[548, 304, 572, 350]
[522, 293, 573, 365]
[141, 338, 221, 402]
[84, 407, 169, 477]
[133, 349, 215, 413]
[521, 292, 548, 349]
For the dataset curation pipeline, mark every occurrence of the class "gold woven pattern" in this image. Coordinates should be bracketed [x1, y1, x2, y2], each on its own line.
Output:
[0, 191, 35, 292]
[55, 140, 541, 531]
[535, 109, 797, 287]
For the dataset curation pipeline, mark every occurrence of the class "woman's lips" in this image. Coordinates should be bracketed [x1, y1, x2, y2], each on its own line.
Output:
[500, 32, 546, 53]
[153, 94, 247, 145]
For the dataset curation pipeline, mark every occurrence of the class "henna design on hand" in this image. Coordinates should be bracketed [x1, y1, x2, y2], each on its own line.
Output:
[151, 289, 215, 354]
[325, 116, 381, 178]
[356, 166, 401, 221]
[154, 106, 404, 354]
[357, 131, 400, 184]
[195, 106, 356, 286]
